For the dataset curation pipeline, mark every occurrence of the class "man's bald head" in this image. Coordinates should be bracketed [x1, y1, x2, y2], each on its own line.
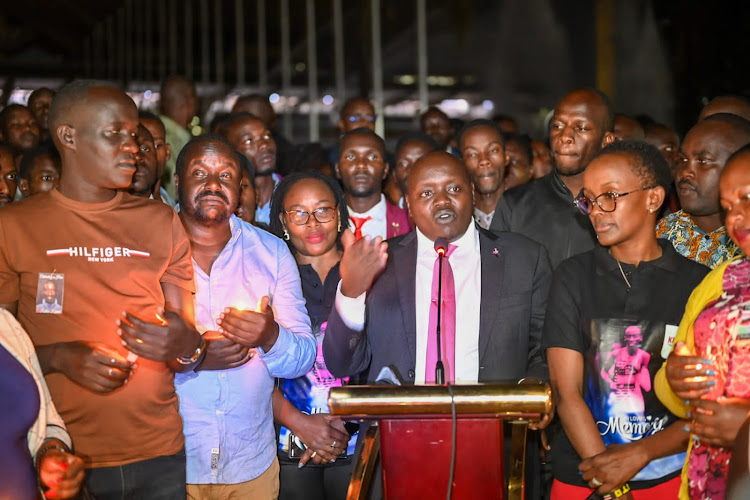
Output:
[613, 113, 645, 141]
[676, 113, 750, 219]
[159, 75, 198, 127]
[49, 82, 137, 149]
[406, 151, 474, 242]
[232, 94, 276, 129]
[702, 113, 750, 146]
[48, 80, 102, 139]
[699, 95, 750, 122]
[408, 150, 471, 189]
[556, 88, 615, 133]
[48, 82, 140, 197]
[160, 76, 194, 103]
[549, 88, 616, 176]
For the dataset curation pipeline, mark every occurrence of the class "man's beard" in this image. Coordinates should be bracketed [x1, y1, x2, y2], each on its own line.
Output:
[179, 187, 235, 226]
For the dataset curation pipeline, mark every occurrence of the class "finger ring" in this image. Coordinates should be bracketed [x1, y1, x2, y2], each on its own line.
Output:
[331, 440, 337, 449]
[136, 338, 144, 344]
[108, 368, 113, 377]
[591, 477, 603, 487]
[310, 451, 317, 458]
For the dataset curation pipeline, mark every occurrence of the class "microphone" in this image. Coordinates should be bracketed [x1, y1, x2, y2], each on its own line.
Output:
[434, 238, 448, 257]
[433, 238, 449, 385]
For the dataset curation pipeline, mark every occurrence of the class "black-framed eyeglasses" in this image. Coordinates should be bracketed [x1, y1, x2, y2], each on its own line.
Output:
[285, 206, 338, 225]
[574, 186, 656, 215]
[347, 114, 377, 123]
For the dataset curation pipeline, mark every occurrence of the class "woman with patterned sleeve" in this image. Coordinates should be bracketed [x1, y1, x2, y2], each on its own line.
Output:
[656, 144, 750, 500]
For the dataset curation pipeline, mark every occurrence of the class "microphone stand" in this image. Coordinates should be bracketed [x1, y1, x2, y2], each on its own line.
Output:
[435, 249, 445, 385]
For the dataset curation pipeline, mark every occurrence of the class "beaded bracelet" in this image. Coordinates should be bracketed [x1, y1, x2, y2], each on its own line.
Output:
[602, 482, 631, 500]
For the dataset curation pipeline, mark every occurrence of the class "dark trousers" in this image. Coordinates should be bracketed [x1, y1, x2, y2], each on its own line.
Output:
[278, 459, 354, 500]
[83, 450, 186, 500]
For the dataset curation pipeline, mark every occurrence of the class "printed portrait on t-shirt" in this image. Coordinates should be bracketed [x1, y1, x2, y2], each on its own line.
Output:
[35, 273, 64, 314]
[583, 318, 684, 482]
[277, 318, 357, 459]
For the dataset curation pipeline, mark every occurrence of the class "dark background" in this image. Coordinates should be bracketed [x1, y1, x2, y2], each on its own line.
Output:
[1, 0, 748, 139]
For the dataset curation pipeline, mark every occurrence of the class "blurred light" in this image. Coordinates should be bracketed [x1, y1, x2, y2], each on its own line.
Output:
[8, 88, 30, 105]
[482, 100, 494, 111]
[322, 95, 334, 105]
[426, 75, 457, 87]
[395, 74, 416, 85]
[440, 98, 470, 114]
[144, 90, 152, 99]
[269, 93, 280, 103]
[295, 62, 306, 72]
[384, 99, 421, 117]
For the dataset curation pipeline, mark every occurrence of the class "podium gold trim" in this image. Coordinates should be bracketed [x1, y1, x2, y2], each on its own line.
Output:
[329, 383, 551, 419]
[330, 383, 552, 500]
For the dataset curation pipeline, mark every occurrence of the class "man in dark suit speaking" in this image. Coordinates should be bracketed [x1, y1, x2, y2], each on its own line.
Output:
[323, 150, 552, 386]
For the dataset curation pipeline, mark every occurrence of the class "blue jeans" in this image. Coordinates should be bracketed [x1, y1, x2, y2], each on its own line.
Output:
[84, 449, 186, 500]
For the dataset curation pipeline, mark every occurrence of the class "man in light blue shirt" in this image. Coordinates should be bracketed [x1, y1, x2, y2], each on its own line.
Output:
[174, 135, 315, 498]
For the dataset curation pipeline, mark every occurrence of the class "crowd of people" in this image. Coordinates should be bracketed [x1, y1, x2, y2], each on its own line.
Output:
[1, 74, 750, 500]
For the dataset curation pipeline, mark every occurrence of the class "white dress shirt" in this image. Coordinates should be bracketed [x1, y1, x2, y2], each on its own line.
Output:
[473, 208, 495, 230]
[335, 223, 482, 384]
[348, 194, 388, 240]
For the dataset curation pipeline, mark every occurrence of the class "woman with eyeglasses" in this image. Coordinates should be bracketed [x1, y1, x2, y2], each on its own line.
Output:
[543, 141, 708, 500]
[656, 144, 750, 500]
[269, 170, 357, 500]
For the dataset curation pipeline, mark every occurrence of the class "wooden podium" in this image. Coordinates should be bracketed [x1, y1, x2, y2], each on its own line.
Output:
[328, 383, 552, 500]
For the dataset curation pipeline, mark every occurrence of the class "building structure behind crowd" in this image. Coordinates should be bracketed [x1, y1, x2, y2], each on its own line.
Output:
[3, 73, 750, 500]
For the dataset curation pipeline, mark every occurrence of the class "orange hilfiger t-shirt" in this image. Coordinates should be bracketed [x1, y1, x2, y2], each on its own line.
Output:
[0, 190, 195, 468]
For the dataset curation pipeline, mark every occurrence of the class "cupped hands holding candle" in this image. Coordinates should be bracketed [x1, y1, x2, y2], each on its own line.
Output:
[217, 295, 280, 353]
[195, 330, 253, 372]
[116, 308, 202, 362]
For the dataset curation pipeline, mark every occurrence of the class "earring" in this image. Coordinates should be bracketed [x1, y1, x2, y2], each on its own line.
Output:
[283, 229, 290, 241]
[337, 220, 342, 232]
[648, 208, 654, 214]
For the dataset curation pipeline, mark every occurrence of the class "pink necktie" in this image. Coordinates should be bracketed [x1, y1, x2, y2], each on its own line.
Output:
[350, 216, 372, 241]
[425, 244, 457, 384]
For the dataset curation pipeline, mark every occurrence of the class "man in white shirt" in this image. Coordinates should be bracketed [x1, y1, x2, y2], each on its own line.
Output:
[323, 150, 552, 497]
[324, 150, 551, 385]
[335, 128, 410, 240]
[459, 120, 507, 230]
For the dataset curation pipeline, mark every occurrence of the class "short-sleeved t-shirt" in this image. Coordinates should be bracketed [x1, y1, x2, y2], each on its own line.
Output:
[0, 189, 194, 467]
[542, 241, 708, 489]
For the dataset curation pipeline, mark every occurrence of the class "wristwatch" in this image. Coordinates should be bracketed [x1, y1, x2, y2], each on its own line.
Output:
[176, 336, 207, 365]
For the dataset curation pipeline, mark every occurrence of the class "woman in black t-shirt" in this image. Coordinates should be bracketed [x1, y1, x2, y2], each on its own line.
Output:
[543, 142, 708, 500]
